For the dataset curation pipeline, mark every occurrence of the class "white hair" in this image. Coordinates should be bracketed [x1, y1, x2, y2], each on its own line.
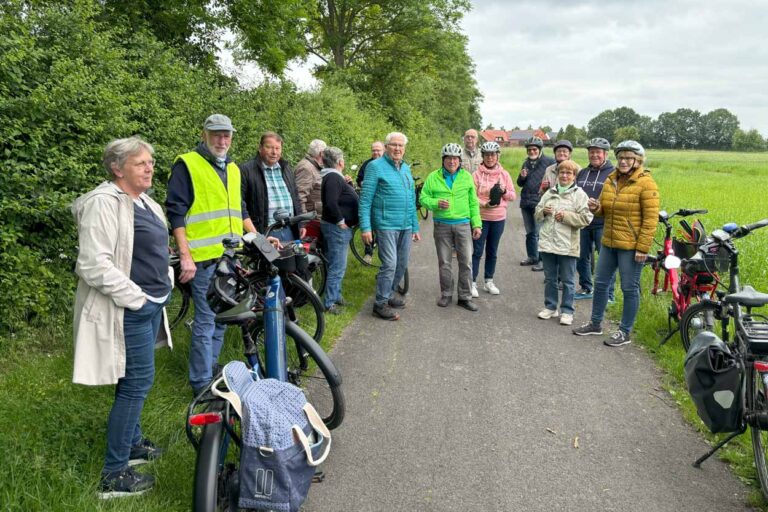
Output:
[385, 132, 408, 145]
[103, 136, 154, 177]
[307, 139, 327, 158]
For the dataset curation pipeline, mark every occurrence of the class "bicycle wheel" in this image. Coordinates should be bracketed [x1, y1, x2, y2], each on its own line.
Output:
[350, 226, 379, 267]
[397, 268, 410, 295]
[749, 363, 768, 501]
[307, 252, 327, 298]
[167, 283, 191, 330]
[286, 321, 345, 430]
[284, 273, 325, 343]
[679, 301, 719, 351]
[193, 404, 239, 512]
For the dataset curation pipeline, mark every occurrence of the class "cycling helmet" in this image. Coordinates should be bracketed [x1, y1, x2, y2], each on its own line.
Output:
[207, 270, 249, 314]
[614, 140, 645, 157]
[587, 137, 611, 151]
[441, 143, 463, 158]
[524, 136, 544, 149]
[480, 141, 501, 154]
[552, 140, 573, 153]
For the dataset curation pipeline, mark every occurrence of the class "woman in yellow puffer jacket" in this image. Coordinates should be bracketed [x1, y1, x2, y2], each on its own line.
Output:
[572, 140, 659, 347]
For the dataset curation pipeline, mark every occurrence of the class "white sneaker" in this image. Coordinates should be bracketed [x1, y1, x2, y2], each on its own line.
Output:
[559, 313, 573, 325]
[471, 283, 479, 298]
[484, 280, 500, 295]
[537, 308, 559, 319]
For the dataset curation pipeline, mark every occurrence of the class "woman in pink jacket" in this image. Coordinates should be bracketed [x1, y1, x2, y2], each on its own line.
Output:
[471, 142, 517, 297]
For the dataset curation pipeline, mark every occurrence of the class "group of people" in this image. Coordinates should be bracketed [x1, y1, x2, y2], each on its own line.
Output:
[69, 113, 658, 499]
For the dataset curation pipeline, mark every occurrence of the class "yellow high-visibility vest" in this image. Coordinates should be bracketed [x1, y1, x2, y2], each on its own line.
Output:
[176, 151, 243, 261]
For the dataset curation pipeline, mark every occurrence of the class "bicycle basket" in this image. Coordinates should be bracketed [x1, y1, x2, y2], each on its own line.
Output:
[684, 331, 743, 433]
[672, 238, 699, 259]
[684, 245, 729, 277]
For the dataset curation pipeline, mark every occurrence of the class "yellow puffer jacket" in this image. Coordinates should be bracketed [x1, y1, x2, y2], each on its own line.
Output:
[596, 166, 659, 253]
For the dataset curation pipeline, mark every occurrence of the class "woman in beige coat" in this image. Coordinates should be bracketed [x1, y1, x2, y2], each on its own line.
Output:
[72, 136, 172, 498]
[534, 160, 593, 326]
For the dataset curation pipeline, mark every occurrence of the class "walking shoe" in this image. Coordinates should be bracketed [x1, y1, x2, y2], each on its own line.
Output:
[559, 313, 573, 326]
[520, 257, 537, 266]
[483, 280, 500, 295]
[537, 308, 559, 319]
[604, 330, 632, 347]
[574, 288, 593, 300]
[531, 262, 544, 272]
[437, 296, 451, 308]
[471, 283, 479, 298]
[572, 322, 603, 336]
[373, 303, 400, 321]
[335, 298, 347, 306]
[388, 293, 406, 309]
[98, 468, 155, 499]
[325, 304, 342, 315]
[129, 438, 164, 467]
[362, 254, 373, 264]
[457, 299, 479, 312]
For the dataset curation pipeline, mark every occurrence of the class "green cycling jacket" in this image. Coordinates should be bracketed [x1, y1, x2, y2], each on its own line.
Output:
[420, 168, 481, 229]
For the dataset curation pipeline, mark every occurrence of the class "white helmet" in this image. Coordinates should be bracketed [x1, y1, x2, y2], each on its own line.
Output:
[480, 141, 501, 154]
[614, 140, 645, 157]
[441, 143, 463, 157]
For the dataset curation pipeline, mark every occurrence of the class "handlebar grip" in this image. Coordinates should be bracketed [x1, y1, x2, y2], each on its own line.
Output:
[733, 219, 768, 238]
[679, 208, 708, 216]
[289, 211, 317, 225]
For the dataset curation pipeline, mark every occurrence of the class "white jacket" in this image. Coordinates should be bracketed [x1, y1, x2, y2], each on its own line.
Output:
[534, 184, 593, 257]
[71, 181, 172, 385]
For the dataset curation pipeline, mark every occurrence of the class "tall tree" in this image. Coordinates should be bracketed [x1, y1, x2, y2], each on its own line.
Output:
[732, 128, 766, 152]
[701, 108, 739, 149]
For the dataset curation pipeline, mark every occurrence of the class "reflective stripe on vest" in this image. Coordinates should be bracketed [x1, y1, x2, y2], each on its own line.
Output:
[177, 151, 243, 261]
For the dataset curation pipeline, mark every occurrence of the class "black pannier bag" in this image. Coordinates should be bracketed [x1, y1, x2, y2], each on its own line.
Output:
[684, 331, 743, 433]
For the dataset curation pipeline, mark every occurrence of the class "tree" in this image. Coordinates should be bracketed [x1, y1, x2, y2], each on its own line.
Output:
[613, 126, 640, 143]
[701, 108, 739, 149]
[732, 129, 766, 152]
[562, 124, 587, 146]
[587, 107, 641, 140]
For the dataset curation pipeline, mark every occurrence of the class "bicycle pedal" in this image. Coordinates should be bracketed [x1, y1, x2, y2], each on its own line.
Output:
[312, 470, 325, 483]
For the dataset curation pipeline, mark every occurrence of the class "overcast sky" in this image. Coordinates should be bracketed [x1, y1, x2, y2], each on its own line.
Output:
[462, 0, 767, 135]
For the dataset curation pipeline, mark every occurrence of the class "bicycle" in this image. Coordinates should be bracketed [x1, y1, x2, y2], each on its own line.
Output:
[676, 219, 768, 498]
[186, 233, 345, 511]
[167, 248, 192, 330]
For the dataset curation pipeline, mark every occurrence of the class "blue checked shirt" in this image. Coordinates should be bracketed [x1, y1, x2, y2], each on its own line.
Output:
[264, 163, 295, 224]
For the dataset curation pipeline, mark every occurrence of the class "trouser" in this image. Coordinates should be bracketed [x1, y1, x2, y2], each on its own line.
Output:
[577, 227, 616, 299]
[189, 262, 226, 393]
[434, 222, 473, 300]
[591, 245, 644, 333]
[521, 206, 540, 260]
[374, 229, 411, 305]
[541, 252, 577, 315]
[472, 219, 505, 280]
[321, 221, 353, 309]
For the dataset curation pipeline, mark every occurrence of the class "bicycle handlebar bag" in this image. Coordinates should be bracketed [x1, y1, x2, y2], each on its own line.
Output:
[218, 361, 331, 512]
[684, 331, 743, 433]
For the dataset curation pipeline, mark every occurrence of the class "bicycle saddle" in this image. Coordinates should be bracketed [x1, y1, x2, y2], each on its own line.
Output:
[724, 286, 768, 308]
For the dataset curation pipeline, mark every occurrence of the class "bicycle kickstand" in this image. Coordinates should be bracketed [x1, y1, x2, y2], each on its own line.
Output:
[659, 325, 678, 346]
[692, 427, 745, 468]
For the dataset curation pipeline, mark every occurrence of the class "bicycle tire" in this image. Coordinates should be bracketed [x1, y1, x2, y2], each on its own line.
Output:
[193, 406, 238, 512]
[308, 252, 327, 298]
[167, 284, 191, 330]
[284, 273, 325, 343]
[397, 268, 410, 295]
[679, 301, 720, 351]
[350, 226, 379, 267]
[749, 363, 768, 501]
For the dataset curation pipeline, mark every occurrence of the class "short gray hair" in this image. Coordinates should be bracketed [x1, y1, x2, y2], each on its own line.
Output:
[322, 146, 344, 169]
[307, 139, 327, 158]
[103, 136, 154, 178]
[385, 132, 408, 145]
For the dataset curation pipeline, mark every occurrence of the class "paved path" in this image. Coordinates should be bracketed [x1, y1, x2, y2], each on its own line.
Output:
[305, 208, 751, 511]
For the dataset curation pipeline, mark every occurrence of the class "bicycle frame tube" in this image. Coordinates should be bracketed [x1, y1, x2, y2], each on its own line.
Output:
[263, 274, 288, 381]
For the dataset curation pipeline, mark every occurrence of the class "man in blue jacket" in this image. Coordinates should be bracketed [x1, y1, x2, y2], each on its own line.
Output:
[574, 137, 616, 301]
[359, 132, 421, 320]
[516, 136, 555, 271]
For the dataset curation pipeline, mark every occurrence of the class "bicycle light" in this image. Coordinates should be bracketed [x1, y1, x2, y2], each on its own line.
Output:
[189, 412, 223, 426]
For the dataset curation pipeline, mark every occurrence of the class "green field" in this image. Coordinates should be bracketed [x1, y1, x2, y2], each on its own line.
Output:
[1, 148, 767, 509]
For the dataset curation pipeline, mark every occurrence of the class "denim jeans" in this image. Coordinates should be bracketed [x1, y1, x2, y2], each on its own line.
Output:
[321, 221, 353, 309]
[103, 300, 164, 473]
[271, 226, 295, 243]
[189, 262, 226, 393]
[374, 229, 411, 305]
[472, 219, 505, 280]
[434, 222, 473, 300]
[520, 206, 540, 260]
[541, 252, 577, 315]
[591, 245, 644, 333]
[577, 227, 616, 299]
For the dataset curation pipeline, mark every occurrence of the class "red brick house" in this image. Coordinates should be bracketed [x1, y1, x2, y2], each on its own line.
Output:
[479, 129, 511, 147]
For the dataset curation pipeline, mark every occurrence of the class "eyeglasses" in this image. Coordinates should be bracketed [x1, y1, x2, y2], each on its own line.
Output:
[131, 159, 156, 168]
[617, 156, 635, 162]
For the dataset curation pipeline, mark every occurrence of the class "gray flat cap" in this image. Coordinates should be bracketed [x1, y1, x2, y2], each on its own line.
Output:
[203, 114, 236, 132]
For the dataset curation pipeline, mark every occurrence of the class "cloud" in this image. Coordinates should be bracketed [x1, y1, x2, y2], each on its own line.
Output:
[462, 0, 768, 134]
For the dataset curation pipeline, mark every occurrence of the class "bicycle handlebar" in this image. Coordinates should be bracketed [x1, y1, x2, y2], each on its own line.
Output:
[734, 218, 768, 239]
[678, 208, 708, 217]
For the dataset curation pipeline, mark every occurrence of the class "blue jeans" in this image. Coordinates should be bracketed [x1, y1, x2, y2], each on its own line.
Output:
[321, 222, 353, 309]
[374, 229, 411, 305]
[520, 207, 540, 260]
[271, 226, 295, 243]
[189, 262, 226, 393]
[104, 300, 164, 473]
[472, 219, 505, 280]
[577, 227, 616, 300]
[591, 245, 644, 333]
[541, 253, 577, 314]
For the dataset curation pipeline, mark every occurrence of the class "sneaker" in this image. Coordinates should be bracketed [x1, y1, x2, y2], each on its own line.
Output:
[457, 299, 479, 312]
[520, 258, 537, 266]
[362, 254, 373, 264]
[559, 313, 573, 326]
[98, 468, 155, 499]
[483, 280, 500, 295]
[572, 322, 603, 336]
[437, 296, 451, 308]
[574, 289, 593, 300]
[388, 294, 406, 309]
[373, 303, 400, 321]
[471, 283, 479, 298]
[129, 438, 164, 467]
[604, 330, 631, 347]
[537, 308, 559, 319]
[325, 304, 342, 315]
